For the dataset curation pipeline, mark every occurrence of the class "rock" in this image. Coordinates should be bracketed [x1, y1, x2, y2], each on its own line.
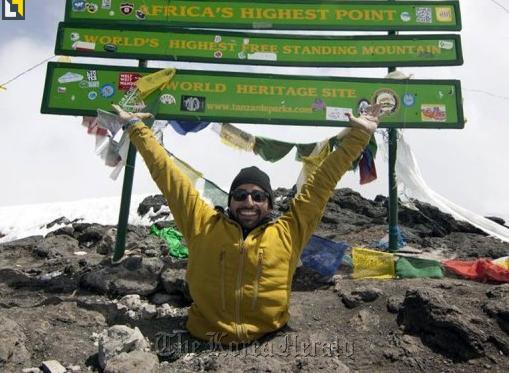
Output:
[44, 216, 71, 229]
[137, 195, 167, 216]
[67, 365, 81, 372]
[80, 257, 164, 296]
[387, 296, 403, 314]
[78, 224, 109, 247]
[160, 267, 189, 298]
[150, 292, 178, 306]
[157, 303, 178, 318]
[482, 297, 509, 335]
[104, 351, 159, 373]
[352, 309, 380, 331]
[485, 216, 507, 227]
[486, 284, 509, 299]
[397, 288, 487, 361]
[0, 235, 43, 252]
[0, 314, 30, 366]
[144, 249, 159, 257]
[96, 228, 116, 255]
[33, 235, 80, 259]
[119, 294, 142, 311]
[140, 303, 157, 319]
[340, 286, 383, 309]
[22, 368, 41, 373]
[98, 325, 150, 370]
[41, 360, 66, 373]
[47, 226, 75, 237]
[154, 220, 174, 229]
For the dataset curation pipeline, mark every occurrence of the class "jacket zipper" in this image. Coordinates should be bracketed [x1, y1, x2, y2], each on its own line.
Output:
[251, 249, 264, 310]
[235, 237, 246, 340]
[219, 249, 226, 311]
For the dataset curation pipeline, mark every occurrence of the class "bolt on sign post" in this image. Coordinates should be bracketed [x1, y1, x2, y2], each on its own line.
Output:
[42, 0, 463, 261]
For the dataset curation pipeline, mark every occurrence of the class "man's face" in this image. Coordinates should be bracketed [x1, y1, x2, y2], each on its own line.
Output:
[229, 183, 272, 230]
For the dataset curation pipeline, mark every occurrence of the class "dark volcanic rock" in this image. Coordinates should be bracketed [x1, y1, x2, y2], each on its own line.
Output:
[80, 257, 164, 296]
[137, 195, 167, 216]
[485, 216, 507, 227]
[339, 286, 383, 309]
[398, 200, 484, 237]
[33, 235, 80, 259]
[0, 314, 30, 367]
[44, 216, 71, 229]
[160, 267, 190, 301]
[78, 224, 109, 246]
[330, 188, 386, 221]
[397, 288, 486, 361]
[0, 235, 43, 252]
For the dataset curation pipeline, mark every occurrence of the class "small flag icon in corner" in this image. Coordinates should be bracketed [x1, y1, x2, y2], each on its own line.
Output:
[2, 0, 25, 20]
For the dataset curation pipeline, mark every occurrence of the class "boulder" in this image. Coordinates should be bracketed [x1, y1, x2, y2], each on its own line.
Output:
[339, 286, 383, 309]
[41, 360, 66, 373]
[137, 195, 167, 216]
[104, 351, 159, 373]
[80, 257, 164, 296]
[98, 325, 151, 370]
[33, 235, 79, 259]
[160, 267, 188, 296]
[0, 315, 30, 366]
[397, 288, 486, 361]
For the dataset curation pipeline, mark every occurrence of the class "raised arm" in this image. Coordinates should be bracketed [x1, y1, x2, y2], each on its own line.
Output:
[278, 106, 381, 260]
[112, 105, 216, 241]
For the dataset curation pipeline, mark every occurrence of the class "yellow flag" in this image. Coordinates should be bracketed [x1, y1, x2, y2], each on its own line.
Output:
[57, 56, 72, 63]
[135, 68, 176, 99]
[493, 256, 509, 271]
[352, 247, 396, 280]
[219, 123, 255, 151]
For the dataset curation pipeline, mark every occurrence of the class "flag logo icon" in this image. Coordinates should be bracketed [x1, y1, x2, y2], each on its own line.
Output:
[2, 0, 25, 20]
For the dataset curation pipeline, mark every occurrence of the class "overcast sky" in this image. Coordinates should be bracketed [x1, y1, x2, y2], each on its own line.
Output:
[1, 0, 508, 222]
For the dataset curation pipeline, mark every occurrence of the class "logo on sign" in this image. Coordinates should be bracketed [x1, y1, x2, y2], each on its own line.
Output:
[181, 96, 206, 112]
[71, 0, 86, 12]
[435, 7, 453, 22]
[100, 84, 115, 98]
[118, 72, 141, 91]
[2, 0, 25, 20]
[120, 2, 134, 16]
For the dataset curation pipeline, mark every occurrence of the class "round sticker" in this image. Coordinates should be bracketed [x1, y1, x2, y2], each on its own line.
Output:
[100, 84, 115, 98]
[86, 3, 98, 13]
[372, 89, 399, 116]
[214, 51, 223, 59]
[400, 12, 411, 22]
[70, 32, 80, 42]
[88, 91, 98, 100]
[403, 93, 415, 107]
[356, 99, 371, 115]
[160, 94, 176, 105]
[136, 10, 145, 20]
[214, 35, 222, 43]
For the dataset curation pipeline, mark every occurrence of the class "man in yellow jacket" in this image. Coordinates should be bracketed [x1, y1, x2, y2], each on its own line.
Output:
[113, 104, 380, 344]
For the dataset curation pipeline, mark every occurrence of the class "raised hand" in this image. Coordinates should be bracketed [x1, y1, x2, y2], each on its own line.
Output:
[346, 103, 382, 135]
[111, 104, 154, 123]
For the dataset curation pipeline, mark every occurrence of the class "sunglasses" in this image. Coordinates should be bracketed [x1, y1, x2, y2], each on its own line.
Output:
[231, 189, 269, 203]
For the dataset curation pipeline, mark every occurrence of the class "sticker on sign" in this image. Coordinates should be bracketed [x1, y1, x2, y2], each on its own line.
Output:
[326, 107, 352, 121]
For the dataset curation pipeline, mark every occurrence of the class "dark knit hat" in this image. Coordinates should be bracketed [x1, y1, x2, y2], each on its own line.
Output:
[228, 166, 273, 208]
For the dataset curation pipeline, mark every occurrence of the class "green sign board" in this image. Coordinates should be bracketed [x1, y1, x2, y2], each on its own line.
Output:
[56, 23, 463, 68]
[42, 63, 463, 129]
[65, 0, 461, 31]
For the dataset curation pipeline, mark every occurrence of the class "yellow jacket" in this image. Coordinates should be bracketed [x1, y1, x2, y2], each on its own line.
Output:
[129, 123, 371, 343]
